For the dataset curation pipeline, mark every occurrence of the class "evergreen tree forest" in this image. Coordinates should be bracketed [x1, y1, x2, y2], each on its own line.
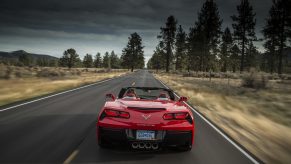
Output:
[148, 0, 291, 74]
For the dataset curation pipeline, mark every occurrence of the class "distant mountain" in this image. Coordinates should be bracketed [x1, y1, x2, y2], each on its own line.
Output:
[0, 50, 59, 66]
[0, 50, 58, 60]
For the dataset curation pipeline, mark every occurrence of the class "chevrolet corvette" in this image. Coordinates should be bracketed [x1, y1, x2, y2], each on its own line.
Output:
[96, 87, 195, 151]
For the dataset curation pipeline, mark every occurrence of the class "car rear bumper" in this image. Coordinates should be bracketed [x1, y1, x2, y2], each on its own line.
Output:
[97, 126, 194, 147]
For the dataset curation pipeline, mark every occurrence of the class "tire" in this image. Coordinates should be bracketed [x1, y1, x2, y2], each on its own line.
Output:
[178, 144, 192, 151]
[98, 134, 111, 148]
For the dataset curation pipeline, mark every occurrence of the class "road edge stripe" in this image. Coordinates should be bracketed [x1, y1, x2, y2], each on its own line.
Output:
[63, 150, 79, 164]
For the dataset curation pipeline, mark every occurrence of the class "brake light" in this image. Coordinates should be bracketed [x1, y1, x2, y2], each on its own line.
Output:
[104, 109, 119, 117]
[163, 112, 189, 120]
[104, 109, 130, 119]
[174, 112, 189, 119]
[119, 112, 130, 118]
[163, 113, 174, 120]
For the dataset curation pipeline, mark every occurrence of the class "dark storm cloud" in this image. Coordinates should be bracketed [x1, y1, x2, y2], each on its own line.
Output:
[0, 0, 272, 59]
[0, 0, 197, 34]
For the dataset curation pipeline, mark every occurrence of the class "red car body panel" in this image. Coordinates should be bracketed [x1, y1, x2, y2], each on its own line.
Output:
[96, 88, 195, 150]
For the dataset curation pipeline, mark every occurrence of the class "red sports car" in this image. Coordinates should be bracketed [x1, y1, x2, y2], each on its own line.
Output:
[96, 87, 195, 151]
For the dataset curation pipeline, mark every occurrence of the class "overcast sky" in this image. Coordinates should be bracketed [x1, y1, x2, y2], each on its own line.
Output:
[0, 0, 272, 63]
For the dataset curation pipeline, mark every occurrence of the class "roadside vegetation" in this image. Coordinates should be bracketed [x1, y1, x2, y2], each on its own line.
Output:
[155, 71, 291, 164]
[0, 64, 128, 106]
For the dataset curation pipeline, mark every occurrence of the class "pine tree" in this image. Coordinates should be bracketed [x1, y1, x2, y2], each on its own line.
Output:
[147, 44, 165, 72]
[94, 52, 102, 68]
[274, 0, 290, 74]
[158, 15, 177, 72]
[187, 27, 204, 72]
[219, 27, 233, 72]
[263, 2, 280, 74]
[192, 0, 222, 71]
[83, 54, 93, 68]
[110, 51, 120, 69]
[263, 0, 291, 74]
[49, 59, 58, 67]
[246, 42, 260, 69]
[121, 32, 145, 72]
[232, 0, 256, 73]
[230, 44, 241, 72]
[175, 25, 187, 71]
[103, 52, 110, 69]
[59, 48, 80, 69]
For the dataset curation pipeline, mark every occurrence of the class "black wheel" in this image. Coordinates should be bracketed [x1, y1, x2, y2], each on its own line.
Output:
[98, 134, 111, 148]
[178, 144, 192, 151]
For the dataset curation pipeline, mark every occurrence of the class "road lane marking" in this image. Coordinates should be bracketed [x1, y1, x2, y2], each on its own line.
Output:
[0, 76, 122, 112]
[156, 78, 260, 164]
[63, 150, 79, 164]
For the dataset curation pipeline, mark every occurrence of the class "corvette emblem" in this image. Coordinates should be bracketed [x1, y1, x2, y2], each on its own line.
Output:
[142, 114, 151, 120]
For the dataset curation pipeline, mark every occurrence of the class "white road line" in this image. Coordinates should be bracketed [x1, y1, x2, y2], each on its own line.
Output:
[131, 82, 136, 86]
[156, 78, 260, 164]
[63, 150, 79, 164]
[0, 78, 115, 112]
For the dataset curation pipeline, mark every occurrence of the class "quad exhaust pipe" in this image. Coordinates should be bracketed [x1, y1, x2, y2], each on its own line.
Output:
[138, 142, 145, 149]
[145, 143, 151, 149]
[152, 143, 159, 150]
[132, 142, 139, 149]
[131, 142, 159, 150]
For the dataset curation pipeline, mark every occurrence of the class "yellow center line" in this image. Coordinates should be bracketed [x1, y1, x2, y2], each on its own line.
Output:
[63, 150, 79, 164]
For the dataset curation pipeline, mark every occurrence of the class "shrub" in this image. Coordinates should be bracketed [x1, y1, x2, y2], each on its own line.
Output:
[3, 67, 14, 79]
[96, 69, 107, 73]
[241, 69, 268, 89]
[37, 68, 62, 78]
[69, 70, 81, 76]
[182, 72, 194, 77]
[14, 71, 22, 78]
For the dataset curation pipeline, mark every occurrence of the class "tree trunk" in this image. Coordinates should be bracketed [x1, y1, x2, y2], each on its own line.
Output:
[270, 38, 275, 74]
[278, 44, 283, 75]
[166, 42, 171, 73]
[240, 37, 245, 73]
[270, 53, 274, 74]
[131, 66, 134, 72]
[278, 17, 285, 75]
[175, 59, 179, 71]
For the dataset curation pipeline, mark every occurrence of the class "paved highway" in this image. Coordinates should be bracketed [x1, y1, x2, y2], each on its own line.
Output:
[0, 70, 259, 164]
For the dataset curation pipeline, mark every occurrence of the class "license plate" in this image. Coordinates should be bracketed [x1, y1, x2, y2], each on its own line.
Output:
[136, 130, 155, 140]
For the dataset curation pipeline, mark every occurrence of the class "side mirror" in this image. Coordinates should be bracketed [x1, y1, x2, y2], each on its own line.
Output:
[105, 93, 116, 101]
[178, 96, 188, 102]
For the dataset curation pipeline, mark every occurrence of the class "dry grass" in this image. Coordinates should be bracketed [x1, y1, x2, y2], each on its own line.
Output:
[0, 65, 128, 106]
[155, 73, 291, 164]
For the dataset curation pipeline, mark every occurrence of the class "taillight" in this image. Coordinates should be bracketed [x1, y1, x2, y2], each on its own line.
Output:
[104, 109, 119, 117]
[163, 112, 193, 124]
[163, 112, 189, 120]
[119, 112, 130, 118]
[174, 112, 189, 119]
[104, 109, 130, 119]
[163, 113, 174, 120]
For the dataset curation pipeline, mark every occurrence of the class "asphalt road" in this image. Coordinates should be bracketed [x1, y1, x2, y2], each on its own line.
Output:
[0, 70, 259, 164]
